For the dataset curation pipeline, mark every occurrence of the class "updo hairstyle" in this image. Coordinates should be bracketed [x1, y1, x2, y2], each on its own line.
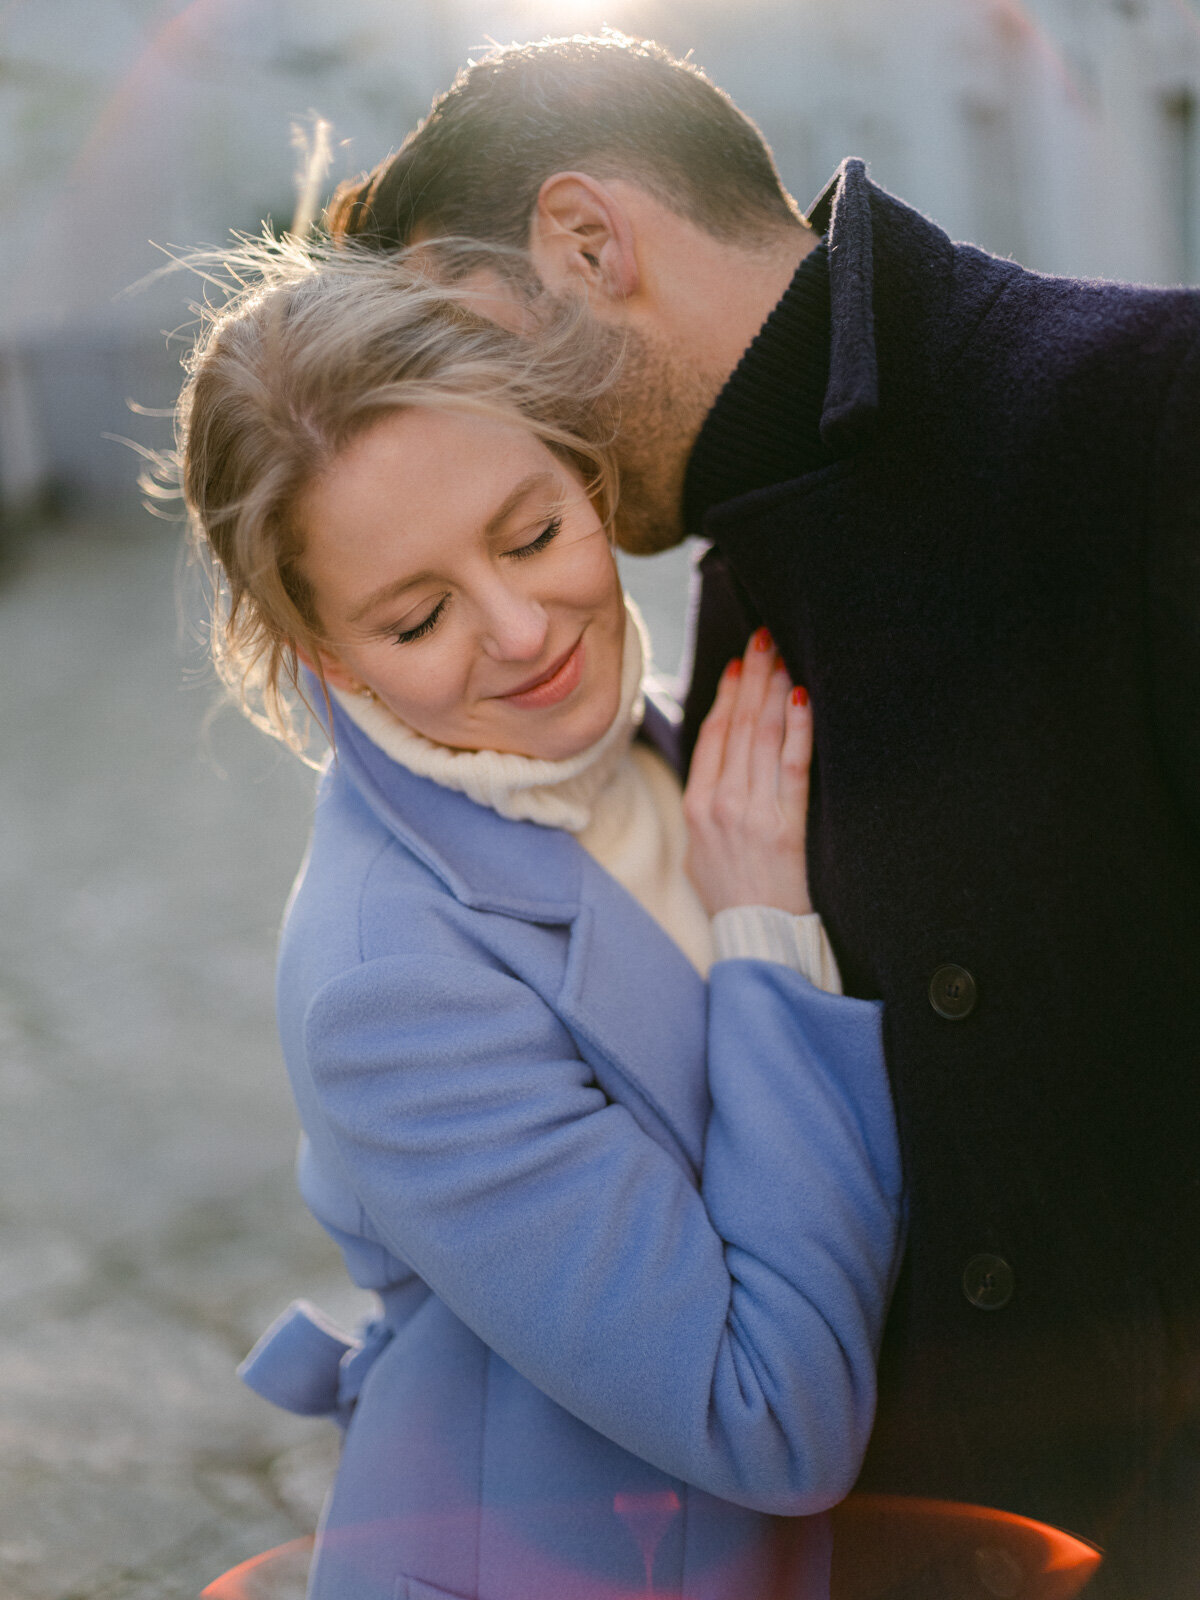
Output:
[157, 236, 620, 752]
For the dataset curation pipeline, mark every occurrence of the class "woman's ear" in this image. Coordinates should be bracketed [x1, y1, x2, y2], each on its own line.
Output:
[295, 643, 364, 697]
[529, 173, 640, 302]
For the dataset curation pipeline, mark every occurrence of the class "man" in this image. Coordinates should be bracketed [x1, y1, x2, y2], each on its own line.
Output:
[329, 34, 1200, 1595]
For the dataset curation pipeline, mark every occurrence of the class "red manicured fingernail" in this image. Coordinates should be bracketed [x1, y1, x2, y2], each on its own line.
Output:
[726, 658, 743, 679]
[753, 627, 773, 653]
[791, 685, 809, 706]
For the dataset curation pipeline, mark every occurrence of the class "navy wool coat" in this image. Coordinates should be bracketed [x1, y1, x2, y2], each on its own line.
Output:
[683, 159, 1200, 1589]
[242, 698, 902, 1600]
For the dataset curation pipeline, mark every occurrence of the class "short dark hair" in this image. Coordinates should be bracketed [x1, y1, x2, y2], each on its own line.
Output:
[328, 33, 800, 253]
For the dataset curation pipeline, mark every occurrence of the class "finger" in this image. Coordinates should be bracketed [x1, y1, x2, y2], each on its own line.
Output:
[778, 684, 813, 823]
[684, 657, 741, 802]
[748, 662, 790, 801]
[721, 628, 776, 795]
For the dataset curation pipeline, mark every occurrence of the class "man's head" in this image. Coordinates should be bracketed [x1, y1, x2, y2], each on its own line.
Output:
[330, 34, 814, 553]
[329, 34, 798, 255]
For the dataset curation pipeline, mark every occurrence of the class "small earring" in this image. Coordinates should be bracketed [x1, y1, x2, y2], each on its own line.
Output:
[358, 684, 375, 700]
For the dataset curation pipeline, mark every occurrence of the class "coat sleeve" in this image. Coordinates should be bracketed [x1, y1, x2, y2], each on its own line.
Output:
[301, 952, 901, 1515]
[1148, 321, 1200, 838]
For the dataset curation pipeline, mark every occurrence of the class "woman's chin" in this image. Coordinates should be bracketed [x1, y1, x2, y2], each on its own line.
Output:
[502, 687, 624, 763]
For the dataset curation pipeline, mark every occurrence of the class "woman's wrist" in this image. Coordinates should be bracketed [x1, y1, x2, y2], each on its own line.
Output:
[711, 906, 843, 995]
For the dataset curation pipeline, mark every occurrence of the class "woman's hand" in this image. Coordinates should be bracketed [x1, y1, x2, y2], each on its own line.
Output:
[683, 627, 813, 917]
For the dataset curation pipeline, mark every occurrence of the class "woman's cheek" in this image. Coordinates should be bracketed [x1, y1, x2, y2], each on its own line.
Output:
[404, 651, 476, 737]
[576, 545, 622, 613]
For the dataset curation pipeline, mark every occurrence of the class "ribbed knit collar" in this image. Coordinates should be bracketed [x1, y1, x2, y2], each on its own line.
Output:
[682, 239, 832, 533]
[331, 599, 647, 834]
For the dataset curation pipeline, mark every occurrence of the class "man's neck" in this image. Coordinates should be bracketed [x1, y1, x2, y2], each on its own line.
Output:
[681, 236, 834, 535]
[608, 219, 821, 554]
[671, 226, 820, 423]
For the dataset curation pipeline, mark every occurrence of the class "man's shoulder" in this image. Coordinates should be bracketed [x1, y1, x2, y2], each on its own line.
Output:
[941, 236, 1200, 368]
[859, 167, 1200, 370]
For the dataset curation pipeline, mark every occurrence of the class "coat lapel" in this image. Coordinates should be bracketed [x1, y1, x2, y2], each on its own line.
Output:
[329, 697, 582, 922]
[327, 696, 710, 1174]
[556, 858, 709, 1175]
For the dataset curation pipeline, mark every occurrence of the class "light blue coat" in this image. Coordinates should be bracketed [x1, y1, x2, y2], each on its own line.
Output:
[242, 701, 902, 1600]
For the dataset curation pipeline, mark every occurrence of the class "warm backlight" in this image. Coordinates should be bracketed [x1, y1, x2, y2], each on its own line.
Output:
[201, 1495, 1102, 1599]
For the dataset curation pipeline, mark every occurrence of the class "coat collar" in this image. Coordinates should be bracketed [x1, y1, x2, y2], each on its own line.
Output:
[804, 157, 958, 453]
[806, 157, 880, 451]
[324, 688, 584, 923]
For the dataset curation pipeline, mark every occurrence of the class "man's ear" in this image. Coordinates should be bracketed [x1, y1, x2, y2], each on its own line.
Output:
[529, 173, 640, 302]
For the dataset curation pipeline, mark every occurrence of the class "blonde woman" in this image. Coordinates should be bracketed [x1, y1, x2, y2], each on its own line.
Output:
[176, 242, 901, 1600]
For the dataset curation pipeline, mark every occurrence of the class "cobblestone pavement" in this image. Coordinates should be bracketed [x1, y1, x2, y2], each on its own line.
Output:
[0, 516, 691, 1600]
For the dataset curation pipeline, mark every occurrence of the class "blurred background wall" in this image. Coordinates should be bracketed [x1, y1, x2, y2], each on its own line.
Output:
[1, 0, 1198, 522]
[1, 10, 1198, 1591]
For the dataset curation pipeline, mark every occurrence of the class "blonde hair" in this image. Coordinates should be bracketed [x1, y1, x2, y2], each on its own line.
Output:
[157, 234, 621, 752]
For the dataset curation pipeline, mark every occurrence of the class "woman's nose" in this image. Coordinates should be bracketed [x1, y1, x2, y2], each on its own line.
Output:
[478, 582, 550, 662]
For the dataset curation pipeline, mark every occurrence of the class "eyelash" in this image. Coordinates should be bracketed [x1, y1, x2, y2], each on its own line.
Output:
[388, 517, 563, 645]
[390, 599, 446, 645]
[507, 514, 562, 561]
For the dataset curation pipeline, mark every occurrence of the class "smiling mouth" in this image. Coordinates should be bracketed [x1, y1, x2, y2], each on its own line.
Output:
[496, 637, 585, 709]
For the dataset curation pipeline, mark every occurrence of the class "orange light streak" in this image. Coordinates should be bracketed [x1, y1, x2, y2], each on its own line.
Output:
[203, 1495, 1102, 1600]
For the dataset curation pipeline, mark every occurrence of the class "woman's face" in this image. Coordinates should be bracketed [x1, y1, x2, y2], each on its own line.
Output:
[297, 408, 627, 761]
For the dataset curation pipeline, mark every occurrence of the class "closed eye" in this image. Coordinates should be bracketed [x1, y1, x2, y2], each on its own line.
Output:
[389, 596, 447, 645]
[387, 516, 562, 644]
[505, 516, 562, 560]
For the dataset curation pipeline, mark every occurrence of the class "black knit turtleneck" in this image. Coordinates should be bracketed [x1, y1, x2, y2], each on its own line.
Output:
[675, 239, 832, 770]
[682, 239, 832, 534]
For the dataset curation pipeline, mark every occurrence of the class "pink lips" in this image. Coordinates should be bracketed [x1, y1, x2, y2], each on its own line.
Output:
[497, 637, 585, 709]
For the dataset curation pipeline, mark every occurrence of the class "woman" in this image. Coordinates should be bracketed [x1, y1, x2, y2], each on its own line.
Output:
[175, 240, 901, 1600]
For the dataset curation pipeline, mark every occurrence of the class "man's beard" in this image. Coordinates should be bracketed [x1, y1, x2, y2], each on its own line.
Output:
[604, 320, 715, 556]
[534, 292, 714, 557]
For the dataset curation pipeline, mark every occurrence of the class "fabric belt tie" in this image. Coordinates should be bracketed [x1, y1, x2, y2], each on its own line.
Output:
[238, 1299, 393, 1429]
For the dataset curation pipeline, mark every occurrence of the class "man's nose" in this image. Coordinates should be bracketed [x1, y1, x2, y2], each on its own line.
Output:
[478, 582, 550, 662]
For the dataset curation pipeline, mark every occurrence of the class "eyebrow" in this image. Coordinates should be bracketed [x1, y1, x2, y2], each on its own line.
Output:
[348, 471, 559, 626]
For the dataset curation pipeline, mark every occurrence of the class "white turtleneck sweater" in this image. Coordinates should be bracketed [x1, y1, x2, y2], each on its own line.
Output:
[333, 599, 841, 992]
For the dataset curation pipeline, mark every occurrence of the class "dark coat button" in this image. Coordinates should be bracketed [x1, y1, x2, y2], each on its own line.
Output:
[929, 963, 977, 1019]
[963, 1253, 1015, 1310]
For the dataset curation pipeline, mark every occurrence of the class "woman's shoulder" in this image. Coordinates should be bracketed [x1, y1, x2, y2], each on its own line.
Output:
[285, 765, 462, 952]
